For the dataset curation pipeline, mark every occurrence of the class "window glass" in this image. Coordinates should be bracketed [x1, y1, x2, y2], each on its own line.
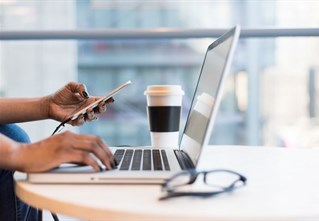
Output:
[1, 0, 319, 148]
[1, 1, 319, 30]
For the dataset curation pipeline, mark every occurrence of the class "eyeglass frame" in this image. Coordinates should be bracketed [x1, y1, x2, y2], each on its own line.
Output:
[159, 169, 247, 200]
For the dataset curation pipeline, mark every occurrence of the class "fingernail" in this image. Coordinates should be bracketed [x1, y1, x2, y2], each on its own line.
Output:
[88, 111, 95, 120]
[82, 91, 89, 99]
[109, 98, 115, 103]
[78, 116, 85, 125]
[111, 162, 117, 169]
[99, 105, 107, 112]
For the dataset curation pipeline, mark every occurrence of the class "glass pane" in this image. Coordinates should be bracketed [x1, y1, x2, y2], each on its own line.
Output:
[0, 40, 78, 141]
[78, 38, 206, 146]
[1, 0, 319, 149]
[1, 1, 319, 30]
[2, 37, 319, 148]
[0, 0, 75, 30]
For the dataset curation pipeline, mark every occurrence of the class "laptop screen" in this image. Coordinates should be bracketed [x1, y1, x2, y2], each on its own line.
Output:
[180, 26, 239, 166]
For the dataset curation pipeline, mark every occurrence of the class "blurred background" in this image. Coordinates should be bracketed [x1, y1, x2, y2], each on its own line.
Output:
[1, 0, 319, 148]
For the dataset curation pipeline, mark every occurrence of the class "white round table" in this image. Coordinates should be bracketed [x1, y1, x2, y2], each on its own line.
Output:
[15, 146, 319, 220]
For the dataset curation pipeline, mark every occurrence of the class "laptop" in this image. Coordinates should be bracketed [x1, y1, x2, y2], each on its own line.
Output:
[27, 26, 240, 184]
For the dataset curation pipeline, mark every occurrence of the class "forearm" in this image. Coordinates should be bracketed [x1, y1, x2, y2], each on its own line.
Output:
[0, 134, 23, 171]
[0, 97, 49, 124]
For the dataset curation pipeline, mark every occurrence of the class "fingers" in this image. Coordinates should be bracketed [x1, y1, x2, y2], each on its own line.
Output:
[96, 97, 114, 113]
[106, 97, 115, 104]
[60, 132, 116, 171]
[71, 150, 102, 172]
[71, 97, 115, 125]
[71, 115, 85, 126]
[67, 82, 90, 99]
[86, 107, 97, 121]
[72, 134, 115, 170]
[69, 112, 96, 126]
[98, 103, 107, 113]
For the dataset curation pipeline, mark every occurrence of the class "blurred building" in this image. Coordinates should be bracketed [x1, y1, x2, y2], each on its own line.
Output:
[1, 0, 319, 148]
[76, 0, 275, 146]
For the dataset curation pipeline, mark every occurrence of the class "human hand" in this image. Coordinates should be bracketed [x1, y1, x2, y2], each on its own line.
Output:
[45, 82, 114, 126]
[12, 131, 116, 172]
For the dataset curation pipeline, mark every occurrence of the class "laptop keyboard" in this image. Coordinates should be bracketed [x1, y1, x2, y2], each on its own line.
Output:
[114, 149, 170, 171]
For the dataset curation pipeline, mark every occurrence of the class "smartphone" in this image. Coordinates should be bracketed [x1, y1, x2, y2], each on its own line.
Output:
[70, 80, 132, 120]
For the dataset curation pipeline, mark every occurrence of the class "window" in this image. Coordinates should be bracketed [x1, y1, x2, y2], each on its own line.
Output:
[1, 0, 319, 148]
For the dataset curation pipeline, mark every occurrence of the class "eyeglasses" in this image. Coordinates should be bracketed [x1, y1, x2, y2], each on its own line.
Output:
[159, 169, 247, 200]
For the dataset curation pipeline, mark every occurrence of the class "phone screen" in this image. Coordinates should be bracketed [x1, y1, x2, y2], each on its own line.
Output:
[70, 80, 132, 120]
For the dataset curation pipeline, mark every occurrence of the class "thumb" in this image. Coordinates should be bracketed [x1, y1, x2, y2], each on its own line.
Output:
[68, 82, 90, 99]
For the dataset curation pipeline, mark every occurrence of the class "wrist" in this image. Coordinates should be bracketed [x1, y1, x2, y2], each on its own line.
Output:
[40, 95, 52, 120]
[0, 136, 27, 172]
[11, 143, 28, 172]
[11, 142, 40, 172]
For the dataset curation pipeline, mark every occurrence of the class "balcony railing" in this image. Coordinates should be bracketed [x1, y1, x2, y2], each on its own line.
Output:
[1, 28, 319, 40]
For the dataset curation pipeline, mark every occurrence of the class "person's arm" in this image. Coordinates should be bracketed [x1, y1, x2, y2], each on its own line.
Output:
[0, 82, 117, 172]
[0, 131, 115, 172]
[0, 82, 110, 125]
[0, 97, 48, 124]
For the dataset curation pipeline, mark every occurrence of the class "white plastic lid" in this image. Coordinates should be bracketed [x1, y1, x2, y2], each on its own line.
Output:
[144, 85, 184, 96]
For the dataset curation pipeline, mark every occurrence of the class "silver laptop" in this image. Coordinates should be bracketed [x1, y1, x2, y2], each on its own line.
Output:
[27, 26, 240, 184]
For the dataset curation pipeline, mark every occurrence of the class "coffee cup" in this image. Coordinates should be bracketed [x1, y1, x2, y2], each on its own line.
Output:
[144, 85, 184, 147]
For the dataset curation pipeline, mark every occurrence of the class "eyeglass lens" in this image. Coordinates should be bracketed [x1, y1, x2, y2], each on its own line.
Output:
[204, 171, 242, 187]
[167, 172, 196, 188]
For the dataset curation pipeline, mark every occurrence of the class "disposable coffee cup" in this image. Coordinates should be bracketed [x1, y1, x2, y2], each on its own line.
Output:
[144, 85, 184, 148]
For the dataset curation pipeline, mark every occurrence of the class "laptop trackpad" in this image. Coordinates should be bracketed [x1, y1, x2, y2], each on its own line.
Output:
[50, 164, 96, 173]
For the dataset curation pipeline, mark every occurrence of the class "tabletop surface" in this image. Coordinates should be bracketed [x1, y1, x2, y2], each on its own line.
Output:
[15, 145, 319, 221]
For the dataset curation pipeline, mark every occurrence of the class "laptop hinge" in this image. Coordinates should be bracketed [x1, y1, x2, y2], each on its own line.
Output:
[174, 150, 195, 170]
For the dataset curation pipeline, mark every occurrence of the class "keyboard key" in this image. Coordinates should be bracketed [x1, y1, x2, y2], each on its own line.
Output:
[143, 149, 152, 170]
[120, 149, 133, 170]
[160, 150, 170, 171]
[152, 149, 163, 171]
[131, 149, 142, 170]
[114, 149, 125, 165]
[115, 148, 169, 171]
